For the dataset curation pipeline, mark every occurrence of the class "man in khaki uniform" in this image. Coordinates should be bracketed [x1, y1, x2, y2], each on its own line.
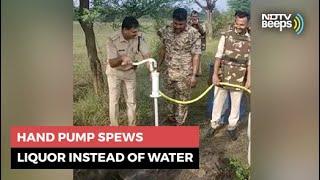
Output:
[106, 16, 150, 126]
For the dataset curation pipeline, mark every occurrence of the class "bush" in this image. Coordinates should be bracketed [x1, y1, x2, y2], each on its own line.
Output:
[228, 158, 250, 180]
[211, 11, 234, 38]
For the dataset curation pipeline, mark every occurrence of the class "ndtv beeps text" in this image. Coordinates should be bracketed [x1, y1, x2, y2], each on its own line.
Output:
[261, 13, 292, 31]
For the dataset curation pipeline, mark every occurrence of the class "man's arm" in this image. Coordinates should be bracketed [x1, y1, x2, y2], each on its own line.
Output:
[245, 59, 251, 89]
[108, 56, 123, 67]
[198, 24, 206, 36]
[212, 58, 221, 85]
[190, 31, 202, 87]
[212, 35, 225, 85]
[109, 55, 133, 67]
[107, 36, 134, 68]
[192, 54, 200, 77]
[157, 43, 166, 70]
[189, 54, 200, 88]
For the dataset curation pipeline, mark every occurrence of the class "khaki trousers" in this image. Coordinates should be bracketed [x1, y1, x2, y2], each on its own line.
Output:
[211, 86, 243, 130]
[107, 69, 136, 126]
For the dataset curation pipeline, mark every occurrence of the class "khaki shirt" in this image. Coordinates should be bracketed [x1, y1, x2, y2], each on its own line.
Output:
[106, 31, 150, 75]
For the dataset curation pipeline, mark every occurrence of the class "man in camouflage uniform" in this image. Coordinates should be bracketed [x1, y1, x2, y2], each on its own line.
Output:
[210, 11, 251, 140]
[157, 8, 201, 125]
[106, 16, 150, 126]
[188, 10, 206, 76]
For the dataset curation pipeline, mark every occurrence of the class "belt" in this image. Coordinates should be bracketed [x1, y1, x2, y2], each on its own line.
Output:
[115, 65, 137, 71]
[222, 56, 248, 66]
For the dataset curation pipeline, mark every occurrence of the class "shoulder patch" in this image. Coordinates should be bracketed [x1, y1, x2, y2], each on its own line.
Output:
[110, 33, 120, 41]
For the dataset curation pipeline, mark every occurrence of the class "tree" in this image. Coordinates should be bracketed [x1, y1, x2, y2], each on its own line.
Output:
[99, 0, 175, 25]
[227, 0, 250, 13]
[74, 0, 175, 96]
[194, 0, 219, 39]
[211, 10, 234, 37]
[77, 0, 105, 96]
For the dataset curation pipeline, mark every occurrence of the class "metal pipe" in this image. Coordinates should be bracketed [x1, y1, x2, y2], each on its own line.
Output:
[133, 58, 159, 126]
[154, 98, 159, 126]
[248, 112, 251, 166]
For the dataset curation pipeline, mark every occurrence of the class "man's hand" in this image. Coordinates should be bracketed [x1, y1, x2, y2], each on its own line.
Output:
[192, 18, 199, 25]
[212, 74, 220, 85]
[121, 55, 132, 66]
[192, 23, 200, 30]
[190, 75, 197, 88]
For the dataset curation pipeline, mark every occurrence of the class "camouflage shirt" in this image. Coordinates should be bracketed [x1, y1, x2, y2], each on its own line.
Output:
[215, 28, 251, 88]
[157, 24, 201, 80]
[187, 19, 207, 51]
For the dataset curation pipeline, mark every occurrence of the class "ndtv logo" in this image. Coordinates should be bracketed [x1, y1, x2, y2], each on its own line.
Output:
[261, 13, 304, 35]
[262, 14, 292, 21]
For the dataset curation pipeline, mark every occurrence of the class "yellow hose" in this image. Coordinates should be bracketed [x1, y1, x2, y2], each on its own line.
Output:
[219, 82, 251, 94]
[159, 82, 251, 105]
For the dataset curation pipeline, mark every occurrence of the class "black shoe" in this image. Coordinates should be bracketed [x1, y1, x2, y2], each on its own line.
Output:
[227, 129, 237, 141]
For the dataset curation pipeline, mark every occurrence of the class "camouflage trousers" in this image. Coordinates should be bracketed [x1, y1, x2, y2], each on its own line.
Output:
[163, 75, 192, 125]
